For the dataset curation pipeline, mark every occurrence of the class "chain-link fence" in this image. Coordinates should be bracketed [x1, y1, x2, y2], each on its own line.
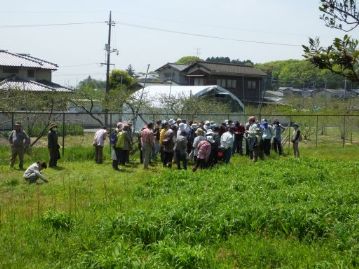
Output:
[1, 111, 359, 155]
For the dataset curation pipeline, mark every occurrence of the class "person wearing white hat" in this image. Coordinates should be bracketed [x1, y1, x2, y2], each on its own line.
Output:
[48, 123, 61, 167]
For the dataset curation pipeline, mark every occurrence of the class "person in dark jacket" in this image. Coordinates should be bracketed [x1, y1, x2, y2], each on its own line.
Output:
[9, 121, 30, 170]
[292, 123, 301, 158]
[48, 123, 60, 167]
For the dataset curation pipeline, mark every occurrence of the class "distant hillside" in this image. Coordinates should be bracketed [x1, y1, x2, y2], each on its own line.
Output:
[255, 59, 357, 90]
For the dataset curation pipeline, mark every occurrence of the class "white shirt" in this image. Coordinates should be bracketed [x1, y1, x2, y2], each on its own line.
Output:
[94, 129, 107, 146]
[220, 131, 234, 149]
[23, 163, 46, 180]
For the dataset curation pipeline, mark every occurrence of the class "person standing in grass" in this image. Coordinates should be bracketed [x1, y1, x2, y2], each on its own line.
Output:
[9, 121, 30, 170]
[272, 120, 285, 155]
[141, 122, 155, 169]
[246, 116, 260, 162]
[192, 139, 211, 172]
[162, 125, 176, 168]
[220, 127, 234, 164]
[93, 126, 108, 164]
[48, 123, 60, 168]
[174, 130, 188, 170]
[292, 123, 301, 158]
[23, 161, 48, 184]
[260, 119, 273, 157]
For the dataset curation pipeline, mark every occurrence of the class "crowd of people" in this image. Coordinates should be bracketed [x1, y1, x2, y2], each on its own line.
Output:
[7, 117, 301, 184]
[109, 116, 302, 172]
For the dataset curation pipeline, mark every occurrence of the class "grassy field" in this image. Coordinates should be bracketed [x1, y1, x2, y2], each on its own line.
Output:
[0, 142, 359, 268]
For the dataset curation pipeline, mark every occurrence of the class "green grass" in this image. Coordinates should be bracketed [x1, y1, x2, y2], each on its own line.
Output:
[0, 145, 359, 268]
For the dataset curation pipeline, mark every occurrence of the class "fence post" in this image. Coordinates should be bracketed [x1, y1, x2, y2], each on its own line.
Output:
[62, 112, 65, 157]
[343, 115, 346, 147]
[316, 115, 318, 148]
[288, 116, 292, 154]
[11, 112, 14, 129]
[109, 113, 113, 154]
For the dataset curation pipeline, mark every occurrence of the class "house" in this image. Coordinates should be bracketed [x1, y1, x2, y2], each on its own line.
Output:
[155, 61, 267, 104]
[155, 63, 189, 85]
[0, 50, 72, 93]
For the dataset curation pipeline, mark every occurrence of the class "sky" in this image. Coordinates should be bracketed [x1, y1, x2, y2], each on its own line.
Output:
[0, 0, 353, 87]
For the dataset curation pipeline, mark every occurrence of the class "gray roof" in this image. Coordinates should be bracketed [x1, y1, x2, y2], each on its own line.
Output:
[0, 76, 72, 92]
[155, 63, 189, 72]
[186, 61, 267, 77]
[0, 50, 58, 70]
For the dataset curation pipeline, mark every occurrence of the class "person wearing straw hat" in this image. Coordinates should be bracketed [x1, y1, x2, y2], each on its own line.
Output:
[8, 121, 30, 170]
[48, 123, 60, 167]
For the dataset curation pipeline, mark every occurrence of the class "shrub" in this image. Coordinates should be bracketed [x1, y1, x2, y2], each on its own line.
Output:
[41, 210, 74, 231]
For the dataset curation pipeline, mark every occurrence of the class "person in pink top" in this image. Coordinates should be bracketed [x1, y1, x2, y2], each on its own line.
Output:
[141, 122, 155, 169]
[192, 139, 211, 172]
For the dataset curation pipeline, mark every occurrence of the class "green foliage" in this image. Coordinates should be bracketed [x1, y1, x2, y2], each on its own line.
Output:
[41, 210, 73, 231]
[1, 145, 359, 268]
[303, 35, 359, 83]
[26, 123, 83, 137]
[255, 59, 351, 89]
[110, 69, 136, 91]
[175, 56, 202, 65]
[206, 56, 254, 66]
[319, 0, 359, 31]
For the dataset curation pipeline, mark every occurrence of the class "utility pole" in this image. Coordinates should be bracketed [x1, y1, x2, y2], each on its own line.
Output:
[103, 11, 117, 127]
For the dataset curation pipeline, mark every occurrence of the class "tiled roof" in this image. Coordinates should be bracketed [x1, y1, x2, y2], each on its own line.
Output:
[155, 63, 189, 72]
[186, 61, 267, 77]
[0, 76, 72, 92]
[0, 50, 58, 70]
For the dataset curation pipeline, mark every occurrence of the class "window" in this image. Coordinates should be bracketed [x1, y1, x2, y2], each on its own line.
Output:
[194, 78, 204, 85]
[27, 70, 35, 78]
[216, 79, 226, 87]
[3, 67, 19, 74]
[164, 72, 172, 79]
[227, 79, 237, 89]
[248, 80, 257, 89]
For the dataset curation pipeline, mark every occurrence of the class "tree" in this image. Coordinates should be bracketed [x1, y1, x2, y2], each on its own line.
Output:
[206, 56, 254, 66]
[303, 36, 359, 83]
[255, 59, 349, 89]
[126, 64, 135, 77]
[319, 0, 359, 31]
[109, 69, 136, 91]
[176, 56, 202, 65]
[303, 0, 359, 83]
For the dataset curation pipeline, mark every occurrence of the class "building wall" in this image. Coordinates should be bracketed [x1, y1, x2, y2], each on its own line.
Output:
[0, 66, 52, 81]
[187, 72, 264, 103]
[158, 67, 186, 84]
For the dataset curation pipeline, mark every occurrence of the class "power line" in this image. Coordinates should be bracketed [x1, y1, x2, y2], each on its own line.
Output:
[0, 20, 301, 47]
[116, 21, 301, 47]
[0, 21, 104, 28]
[61, 63, 101, 68]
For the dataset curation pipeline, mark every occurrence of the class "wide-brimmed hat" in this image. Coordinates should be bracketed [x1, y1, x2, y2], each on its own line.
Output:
[195, 128, 204, 136]
[292, 123, 299, 127]
[207, 135, 215, 144]
[49, 123, 57, 130]
[206, 129, 214, 136]
[168, 119, 176, 126]
[15, 121, 21, 126]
